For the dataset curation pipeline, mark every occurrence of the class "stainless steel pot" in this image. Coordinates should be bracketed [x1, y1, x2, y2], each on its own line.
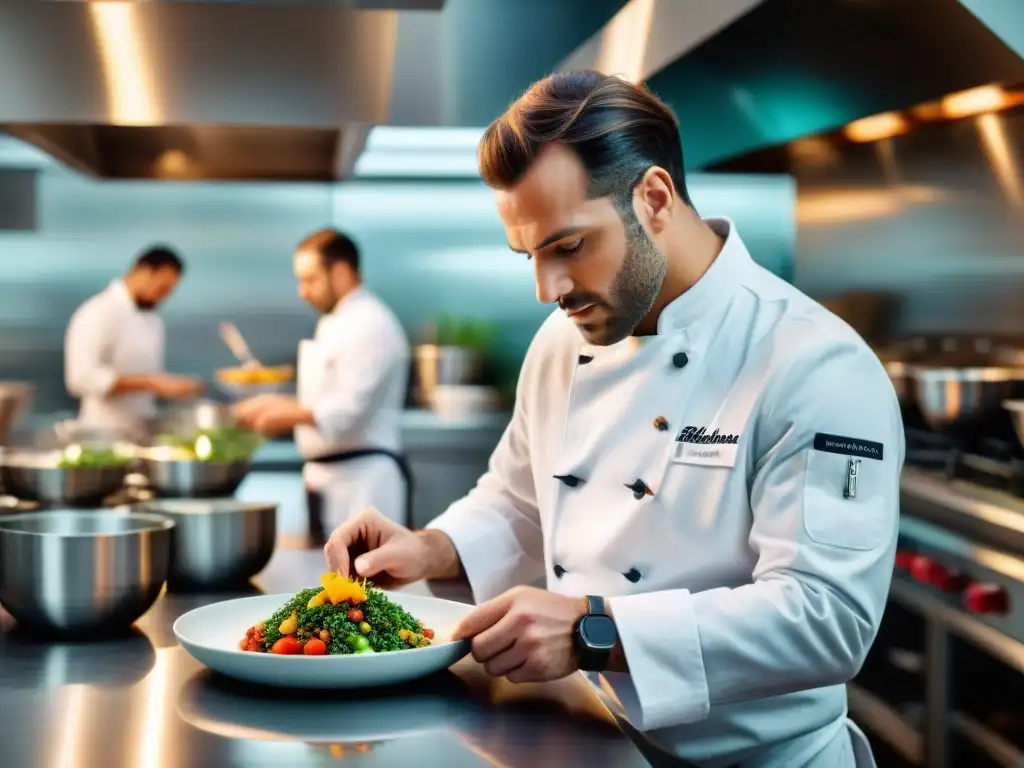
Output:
[0, 510, 173, 636]
[152, 399, 238, 436]
[0, 448, 130, 506]
[414, 344, 484, 407]
[132, 499, 276, 591]
[134, 448, 252, 498]
[912, 366, 1022, 432]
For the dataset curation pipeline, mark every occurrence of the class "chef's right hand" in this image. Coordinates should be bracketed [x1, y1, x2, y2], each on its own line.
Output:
[324, 508, 460, 588]
[150, 375, 204, 400]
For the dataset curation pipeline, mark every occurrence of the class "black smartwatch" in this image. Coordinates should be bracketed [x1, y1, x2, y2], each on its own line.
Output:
[573, 595, 618, 672]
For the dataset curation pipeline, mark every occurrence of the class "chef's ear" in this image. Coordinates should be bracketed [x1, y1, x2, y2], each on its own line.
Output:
[632, 166, 675, 234]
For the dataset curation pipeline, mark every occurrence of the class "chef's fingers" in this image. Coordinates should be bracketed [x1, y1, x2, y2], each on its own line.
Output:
[483, 640, 527, 679]
[352, 538, 414, 580]
[323, 507, 390, 577]
[452, 591, 514, 641]
[465, 609, 518, 661]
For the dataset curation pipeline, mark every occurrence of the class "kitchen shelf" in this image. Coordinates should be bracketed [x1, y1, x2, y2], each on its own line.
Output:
[847, 682, 924, 765]
[950, 711, 1024, 768]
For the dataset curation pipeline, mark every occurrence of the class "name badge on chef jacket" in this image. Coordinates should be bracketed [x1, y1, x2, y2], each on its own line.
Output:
[671, 425, 740, 468]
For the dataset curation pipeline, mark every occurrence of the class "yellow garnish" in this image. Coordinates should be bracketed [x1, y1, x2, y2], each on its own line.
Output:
[307, 590, 327, 609]
[278, 610, 298, 635]
[319, 572, 368, 605]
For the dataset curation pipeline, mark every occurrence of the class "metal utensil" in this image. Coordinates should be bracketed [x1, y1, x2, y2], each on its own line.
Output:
[219, 322, 260, 369]
[0, 382, 33, 444]
[0, 449, 129, 506]
[135, 449, 253, 498]
[912, 366, 1021, 432]
[0, 510, 173, 636]
[132, 499, 276, 591]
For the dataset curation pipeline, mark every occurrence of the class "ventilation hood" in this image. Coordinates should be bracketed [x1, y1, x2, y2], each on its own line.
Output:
[0, 0, 444, 182]
[562, 0, 1024, 170]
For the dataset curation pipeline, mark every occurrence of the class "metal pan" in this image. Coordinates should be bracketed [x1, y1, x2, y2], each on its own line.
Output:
[911, 366, 1023, 433]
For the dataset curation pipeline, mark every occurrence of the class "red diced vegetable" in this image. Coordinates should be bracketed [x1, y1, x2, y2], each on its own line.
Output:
[303, 638, 327, 655]
[347, 608, 364, 622]
[271, 635, 303, 655]
[422, 629, 434, 639]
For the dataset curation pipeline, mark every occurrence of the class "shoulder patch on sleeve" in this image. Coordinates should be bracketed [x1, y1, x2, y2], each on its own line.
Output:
[813, 433, 884, 461]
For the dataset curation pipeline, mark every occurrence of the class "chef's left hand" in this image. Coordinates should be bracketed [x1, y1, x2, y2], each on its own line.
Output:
[452, 586, 588, 683]
[233, 394, 309, 436]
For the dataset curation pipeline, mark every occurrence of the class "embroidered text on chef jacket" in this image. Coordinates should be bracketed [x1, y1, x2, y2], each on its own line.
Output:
[427, 218, 903, 768]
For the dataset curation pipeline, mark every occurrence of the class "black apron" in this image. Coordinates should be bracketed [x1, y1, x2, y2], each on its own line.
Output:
[304, 447, 414, 547]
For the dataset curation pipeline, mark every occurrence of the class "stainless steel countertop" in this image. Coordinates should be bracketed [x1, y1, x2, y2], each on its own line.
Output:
[0, 547, 653, 768]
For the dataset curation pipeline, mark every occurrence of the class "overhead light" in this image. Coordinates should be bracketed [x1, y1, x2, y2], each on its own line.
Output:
[844, 112, 910, 143]
[940, 85, 1010, 119]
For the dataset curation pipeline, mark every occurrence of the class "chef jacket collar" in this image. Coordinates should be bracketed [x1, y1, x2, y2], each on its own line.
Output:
[654, 217, 751, 335]
[109, 278, 137, 310]
[328, 284, 367, 317]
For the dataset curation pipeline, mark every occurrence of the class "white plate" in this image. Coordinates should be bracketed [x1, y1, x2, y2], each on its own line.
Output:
[173, 592, 473, 689]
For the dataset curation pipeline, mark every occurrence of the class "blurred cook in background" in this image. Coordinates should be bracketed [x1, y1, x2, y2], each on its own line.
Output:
[64, 245, 203, 436]
[234, 229, 411, 544]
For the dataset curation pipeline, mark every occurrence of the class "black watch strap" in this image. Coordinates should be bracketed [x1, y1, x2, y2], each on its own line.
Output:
[585, 594, 608, 616]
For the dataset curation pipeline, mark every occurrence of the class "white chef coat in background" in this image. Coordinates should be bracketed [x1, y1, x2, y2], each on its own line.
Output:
[64, 279, 164, 432]
[427, 218, 904, 768]
[295, 286, 411, 529]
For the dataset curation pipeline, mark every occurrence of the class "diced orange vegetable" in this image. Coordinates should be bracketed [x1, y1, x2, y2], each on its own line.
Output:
[422, 629, 434, 639]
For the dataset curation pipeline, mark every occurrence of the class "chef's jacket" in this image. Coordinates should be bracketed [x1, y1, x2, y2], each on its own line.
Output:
[295, 286, 411, 528]
[64, 279, 165, 432]
[428, 218, 903, 768]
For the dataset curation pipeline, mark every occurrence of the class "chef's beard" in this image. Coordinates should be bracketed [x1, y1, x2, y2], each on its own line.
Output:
[563, 209, 666, 347]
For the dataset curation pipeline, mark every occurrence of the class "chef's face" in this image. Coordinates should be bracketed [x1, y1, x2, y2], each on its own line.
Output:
[134, 266, 181, 310]
[496, 144, 667, 346]
[294, 250, 345, 314]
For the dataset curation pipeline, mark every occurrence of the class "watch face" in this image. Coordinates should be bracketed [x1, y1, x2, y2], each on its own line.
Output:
[580, 615, 617, 650]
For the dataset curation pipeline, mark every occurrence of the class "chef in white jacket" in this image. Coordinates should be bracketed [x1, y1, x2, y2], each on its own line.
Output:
[64, 245, 203, 435]
[323, 72, 903, 767]
[235, 229, 411, 542]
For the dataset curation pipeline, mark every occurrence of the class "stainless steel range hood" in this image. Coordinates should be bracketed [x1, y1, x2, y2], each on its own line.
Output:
[560, 0, 1024, 170]
[0, 1, 444, 182]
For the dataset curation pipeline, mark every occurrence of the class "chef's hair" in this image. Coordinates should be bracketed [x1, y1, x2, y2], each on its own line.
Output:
[133, 246, 184, 274]
[477, 70, 693, 212]
[298, 228, 360, 275]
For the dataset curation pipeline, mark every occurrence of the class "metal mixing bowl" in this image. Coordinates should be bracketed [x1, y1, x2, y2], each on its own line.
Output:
[0, 511, 173, 636]
[135, 449, 253, 498]
[132, 499, 276, 591]
[0, 449, 130, 505]
[912, 366, 1021, 432]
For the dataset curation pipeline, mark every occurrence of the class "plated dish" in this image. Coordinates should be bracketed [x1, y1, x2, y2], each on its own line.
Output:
[173, 580, 473, 689]
[239, 573, 435, 656]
